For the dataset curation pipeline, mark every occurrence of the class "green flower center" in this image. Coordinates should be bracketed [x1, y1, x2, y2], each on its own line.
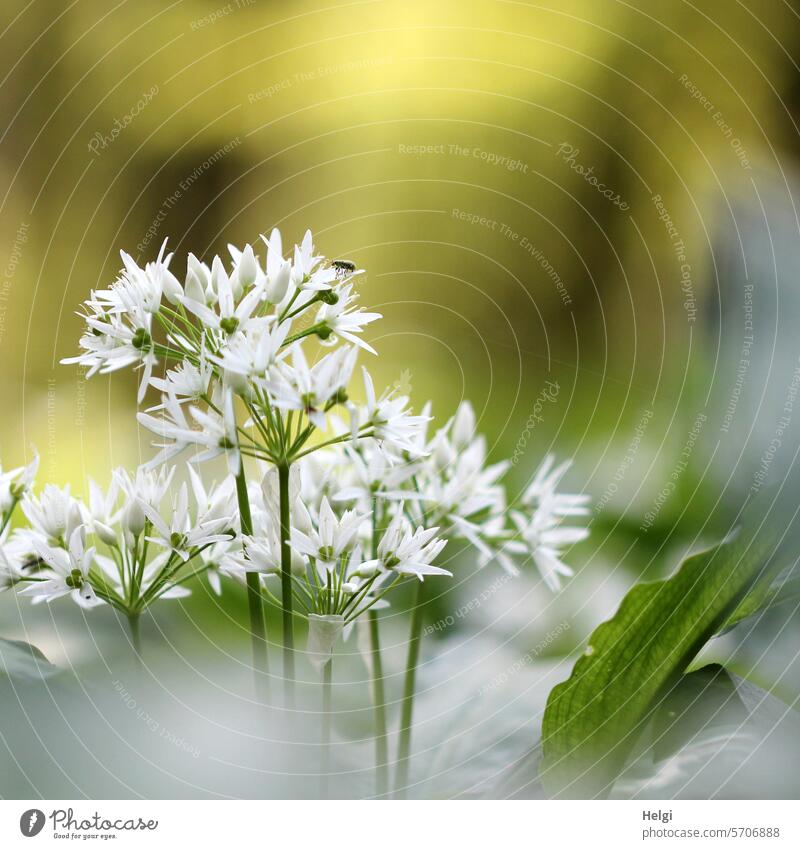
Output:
[131, 328, 152, 351]
[219, 316, 239, 334]
[318, 289, 339, 305]
[170, 531, 187, 549]
[65, 568, 84, 589]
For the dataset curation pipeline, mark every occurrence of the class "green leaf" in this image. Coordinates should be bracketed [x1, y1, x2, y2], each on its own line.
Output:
[0, 638, 60, 681]
[612, 664, 800, 798]
[540, 493, 799, 798]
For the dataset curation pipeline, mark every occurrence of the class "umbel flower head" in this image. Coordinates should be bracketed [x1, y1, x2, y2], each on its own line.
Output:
[2, 465, 240, 615]
[46, 227, 590, 664]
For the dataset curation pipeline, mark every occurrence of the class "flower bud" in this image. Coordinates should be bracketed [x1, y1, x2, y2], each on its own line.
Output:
[184, 268, 206, 304]
[123, 499, 146, 537]
[355, 560, 380, 579]
[433, 434, 455, 469]
[291, 549, 307, 576]
[452, 401, 476, 447]
[265, 259, 291, 304]
[66, 502, 84, 540]
[210, 255, 230, 299]
[161, 268, 183, 305]
[93, 521, 118, 547]
[187, 253, 212, 292]
[237, 244, 260, 289]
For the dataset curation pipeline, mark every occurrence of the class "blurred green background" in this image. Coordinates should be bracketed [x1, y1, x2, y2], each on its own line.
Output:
[2, 0, 797, 483]
[3, 0, 800, 797]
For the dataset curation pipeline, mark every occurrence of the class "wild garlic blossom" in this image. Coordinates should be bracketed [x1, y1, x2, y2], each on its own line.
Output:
[0, 454, 39, 530]
[55, 227, 589, 695]
[1, 466, 240, 617]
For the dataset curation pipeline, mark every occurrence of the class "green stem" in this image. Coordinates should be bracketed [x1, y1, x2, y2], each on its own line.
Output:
[368, 610, 389, 797]
[394, 580, 426, 798]
[278, 462, 295, 702]
[236, 463, 269, 701]
[321, 658, 332, 798]
[127, 612, 142, 668]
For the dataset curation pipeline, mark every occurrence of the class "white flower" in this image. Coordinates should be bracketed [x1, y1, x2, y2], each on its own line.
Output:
[268, 344, 357, 429]
[142, 482, 232, 561]
[507, 455, 590, 591]
[510, 508, 589, 591]
[209, 318, 290, 385]
[186, 465, 237, 526]
[413, 422, 508, 526]
[86, 476, 121, 546]
[316, 284, 381, 353]
[180, 256, 263, 335]
[355, 368, 430, 455]
[20, 527, 103, 608]
[291, 229, 338, 291]
[60, 242, 187, 403]
[21, 484, 83, 545]
[259, 228, 292, 303]
[1, 453, 39, 516]
[62, 309, 156, 402]
[114, 465, 174, 514]
[197, 538, 241, 595]
[137, 388, 241, 474]
[240, 534, 282, 576]
[119, 239, 182, 309]
[522, 454, 591, 516]
[0, 529, 31, 590]
[361, 510, 449, 581]
[149, 356, 213, 403]
[228, 243, 260, 293]
[332, 441, 416, 505]
[290, 496, 367, 570]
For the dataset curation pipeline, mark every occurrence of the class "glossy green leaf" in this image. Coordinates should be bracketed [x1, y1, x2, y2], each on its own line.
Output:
[540, 494, 799, 798]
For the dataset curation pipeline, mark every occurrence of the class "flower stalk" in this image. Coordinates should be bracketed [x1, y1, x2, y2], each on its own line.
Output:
[394, 579, 426, 798]
[236, 463, 269, 700]
[321, 658, 333, 798]
[278, 461, 295, 701]
[127, 611, 143, 667]
[368, 501, 389, 796]
[368, 609, 389, 797]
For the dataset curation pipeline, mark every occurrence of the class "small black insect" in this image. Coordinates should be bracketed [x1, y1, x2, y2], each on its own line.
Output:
[331, 259, 356, 272]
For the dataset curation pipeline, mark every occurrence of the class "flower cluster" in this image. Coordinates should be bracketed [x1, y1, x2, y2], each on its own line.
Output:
[1, 464, 239, 613]
[1, 228, 589, 674]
